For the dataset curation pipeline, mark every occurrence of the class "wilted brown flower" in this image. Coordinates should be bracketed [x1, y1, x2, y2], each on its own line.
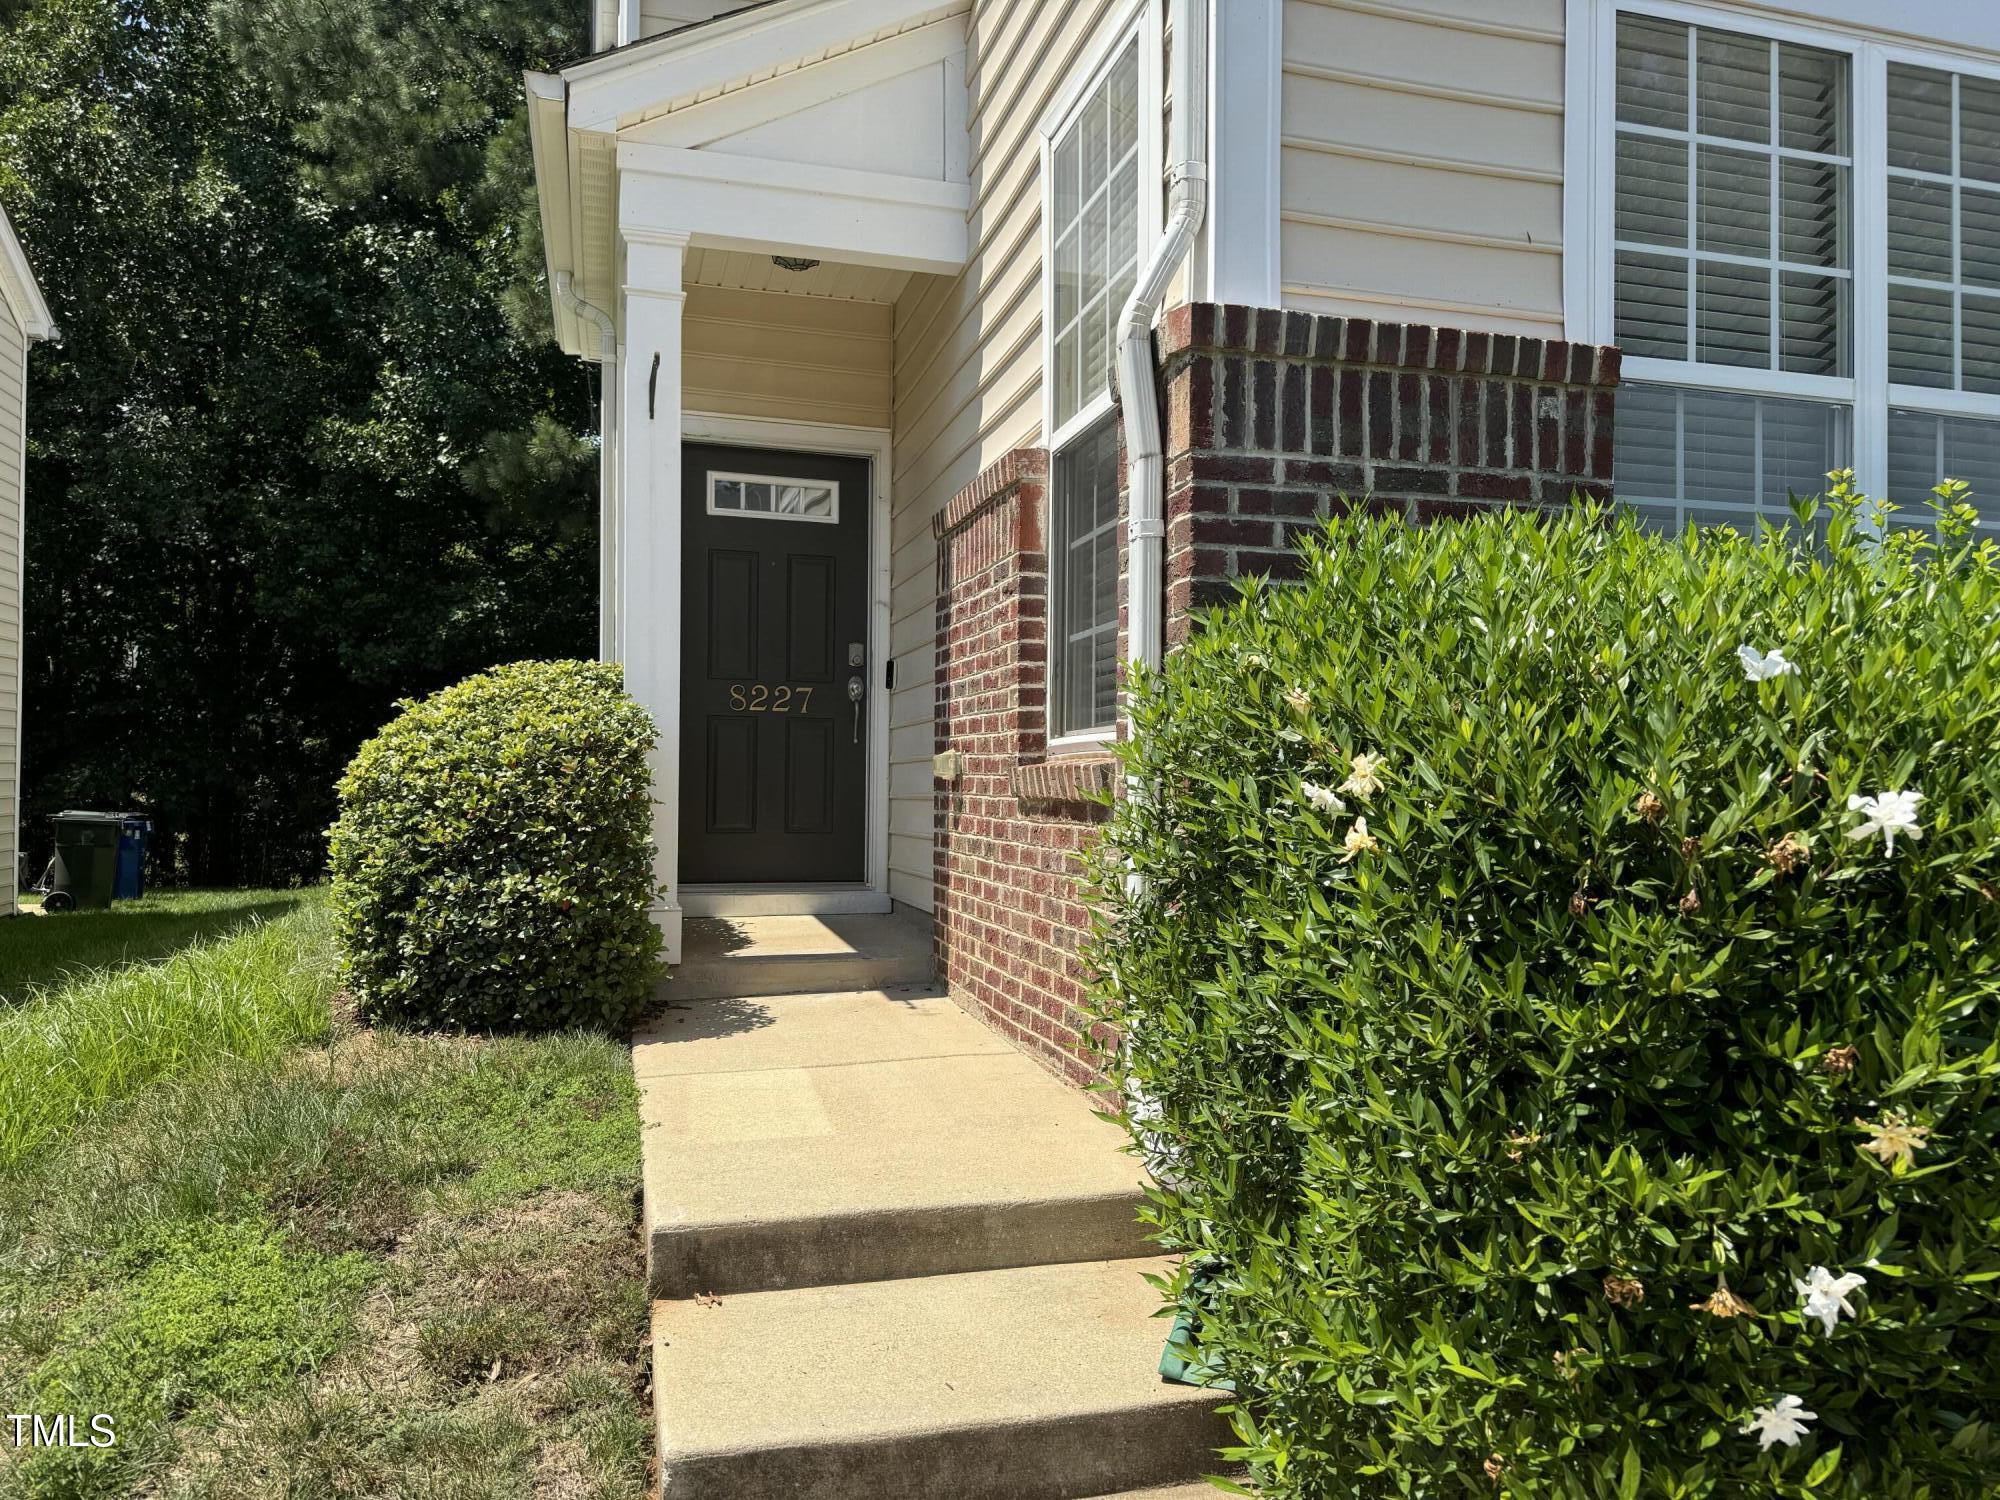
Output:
[1678, 887, 1701, 916]
[1505, 1131, 1542, 1161]
[1765, 831, 1811, 875]
[1636, 791, 1666, 823]
[1604, 1275, 1645, 1309]
[1484, 1454, 1506, 1482]
[1822, 1044, 1860, 1076]
[1680, 835, 1702, 860]
[1569, 890, 1590, 917]
[1690, 1280, 1758, 1318]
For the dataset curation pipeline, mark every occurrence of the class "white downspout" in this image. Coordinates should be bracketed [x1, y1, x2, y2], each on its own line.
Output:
[1117, 0, 1210, 682]
[555, 271, 621, 662]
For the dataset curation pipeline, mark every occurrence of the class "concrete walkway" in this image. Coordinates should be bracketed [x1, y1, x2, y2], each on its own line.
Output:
[634, 915, 1231, 1499]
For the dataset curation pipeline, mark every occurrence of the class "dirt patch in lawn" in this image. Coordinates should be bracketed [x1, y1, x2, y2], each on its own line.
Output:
[152, 1191, 651, 1500]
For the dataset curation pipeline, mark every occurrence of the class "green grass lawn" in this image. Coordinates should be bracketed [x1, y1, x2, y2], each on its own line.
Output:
[0, 890, 651, 1499]
[0, 890, 318, 1003]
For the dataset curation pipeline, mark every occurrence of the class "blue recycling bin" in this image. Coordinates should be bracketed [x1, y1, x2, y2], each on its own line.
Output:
[113, 815, 152, 900]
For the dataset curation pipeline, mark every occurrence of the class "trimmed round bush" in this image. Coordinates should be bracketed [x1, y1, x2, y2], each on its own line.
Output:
[330, 660, 663, 1032]
[1089, 485, 2000, 1497]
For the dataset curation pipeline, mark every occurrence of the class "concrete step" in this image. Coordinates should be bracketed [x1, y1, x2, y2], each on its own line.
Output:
[634, 988, 1150, 1296]
[669, 912, 934, 1000]
[652, 1256, 1232, 1500]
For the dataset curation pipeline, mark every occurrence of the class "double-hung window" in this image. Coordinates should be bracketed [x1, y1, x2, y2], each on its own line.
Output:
[1593, 5, 2000, 529]
[1044, 20, 1154, 740]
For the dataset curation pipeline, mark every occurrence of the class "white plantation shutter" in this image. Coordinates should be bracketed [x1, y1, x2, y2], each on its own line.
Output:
[1602, 9, 2000, 522]
[1614, 16, 1851, 381]
[1615, 383, 1846, 531]
[1612, 14, 1853, 526]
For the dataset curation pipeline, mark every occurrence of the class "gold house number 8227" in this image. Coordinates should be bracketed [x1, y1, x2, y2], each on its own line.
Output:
[730, 684, 815, 714]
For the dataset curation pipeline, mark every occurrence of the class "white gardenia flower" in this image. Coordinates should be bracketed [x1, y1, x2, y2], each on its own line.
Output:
[1300, 781, 1347, 817]
[1341, 817, 1381, 863]
[1738, 643, 1798, 682]
[1742, 1395, 1817, 1451]
[1845, 789, 1925, 855]
[1340, 751, 1386, 799]
[1794, 1265, 1866, 1335]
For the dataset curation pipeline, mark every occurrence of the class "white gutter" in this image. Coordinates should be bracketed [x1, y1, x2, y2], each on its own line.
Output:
[1117, 0, 1209, 681]
[555, 271, 623, 660]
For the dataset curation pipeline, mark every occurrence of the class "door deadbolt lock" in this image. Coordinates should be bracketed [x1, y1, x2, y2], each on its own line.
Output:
[848, 642, 866, 667]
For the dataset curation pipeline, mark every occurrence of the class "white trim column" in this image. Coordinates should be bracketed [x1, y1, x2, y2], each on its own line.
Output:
[619, 227, 691, 965]
[1203, 0, 1282, 307]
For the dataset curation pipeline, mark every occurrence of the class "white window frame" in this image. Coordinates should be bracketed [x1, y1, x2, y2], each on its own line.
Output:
[1039, 0, 1164, 746]
[1566, 0, 2000, 503]
[705, 469, 841, 524]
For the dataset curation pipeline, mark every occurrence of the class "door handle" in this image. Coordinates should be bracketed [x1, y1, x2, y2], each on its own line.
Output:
[847, 675, 864, 744]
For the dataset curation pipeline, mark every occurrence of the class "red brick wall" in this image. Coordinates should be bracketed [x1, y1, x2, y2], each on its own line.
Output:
[932, 305, 1623, 1085]
[1157, 303, 1622, 643]
[931, 449, 1115, 1085]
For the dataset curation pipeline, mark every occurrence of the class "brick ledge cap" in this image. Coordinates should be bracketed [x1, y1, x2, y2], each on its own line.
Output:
[1156, 302, 1621, 386]
[1011, 755, 1118, 809]
[934, 446, 1050, 541]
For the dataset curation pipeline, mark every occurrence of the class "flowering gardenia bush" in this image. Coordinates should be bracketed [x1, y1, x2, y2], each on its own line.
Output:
[1088, 484, 2000, 1497]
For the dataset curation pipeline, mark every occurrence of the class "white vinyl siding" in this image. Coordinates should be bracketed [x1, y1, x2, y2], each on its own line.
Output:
[684, 286, 893, 431]
[886, 0, 1137, 910]
[1280, 0, 1568, 337]
[0, 298, 23, 910]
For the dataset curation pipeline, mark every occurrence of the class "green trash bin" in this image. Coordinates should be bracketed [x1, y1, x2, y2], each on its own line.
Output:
[48, 811, 125, 911]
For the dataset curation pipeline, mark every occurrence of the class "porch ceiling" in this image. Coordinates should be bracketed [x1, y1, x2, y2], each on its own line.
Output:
[687, 247, 912, 304]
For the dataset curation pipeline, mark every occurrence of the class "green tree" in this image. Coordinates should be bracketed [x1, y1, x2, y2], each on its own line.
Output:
[0, 0, 596, 884]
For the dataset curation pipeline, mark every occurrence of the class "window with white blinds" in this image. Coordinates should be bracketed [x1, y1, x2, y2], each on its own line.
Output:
[1600, 8, 2000, 530]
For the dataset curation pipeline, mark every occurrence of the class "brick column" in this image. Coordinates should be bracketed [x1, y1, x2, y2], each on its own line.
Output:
[933, 449, 1114, 1085]
[1157, 303, 1623, 644]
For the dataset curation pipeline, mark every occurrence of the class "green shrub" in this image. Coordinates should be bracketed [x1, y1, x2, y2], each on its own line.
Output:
[1089, 483, 2000, 1498]
[329, 661, 663, 1032]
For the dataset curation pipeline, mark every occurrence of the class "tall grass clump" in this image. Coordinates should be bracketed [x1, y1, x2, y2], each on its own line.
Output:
[1090, 482, 2000, 1497]
[0, 897, 335, 1168]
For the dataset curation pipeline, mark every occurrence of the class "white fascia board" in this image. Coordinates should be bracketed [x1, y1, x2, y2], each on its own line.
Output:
[616, 142, 970, 275]
[565, 0, 968, 133]
[0, 207, 54, 343]
[524, 71, 587, 358]
[628, 16, 966, 155]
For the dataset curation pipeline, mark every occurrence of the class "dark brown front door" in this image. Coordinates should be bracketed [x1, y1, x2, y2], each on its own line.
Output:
[681, 444, 871, 884]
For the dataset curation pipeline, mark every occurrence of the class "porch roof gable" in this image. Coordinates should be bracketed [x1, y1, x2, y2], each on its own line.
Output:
[529, 0, 970, 360]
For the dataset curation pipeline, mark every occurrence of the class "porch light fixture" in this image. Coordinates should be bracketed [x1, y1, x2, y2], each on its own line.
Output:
[772, 255, 821, 273]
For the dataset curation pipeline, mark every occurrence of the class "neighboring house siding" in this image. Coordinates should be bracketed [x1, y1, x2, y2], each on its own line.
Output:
[639, 0, 741, 40]
[1280, 0, 1567, 337]
[684, 286, 893, 429]
[0, 297, 23, 909]
[887, 0, 1123, 913]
